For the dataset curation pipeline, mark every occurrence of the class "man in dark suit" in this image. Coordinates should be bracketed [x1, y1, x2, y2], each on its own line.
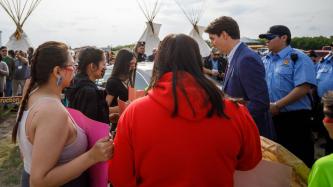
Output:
[203, 48, 228, 82]
[205, 16, 275, 139]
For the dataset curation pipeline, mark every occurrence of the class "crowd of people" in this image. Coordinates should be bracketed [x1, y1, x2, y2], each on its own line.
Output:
[0, 15, 332, 186]
[0, 47, 32, 97]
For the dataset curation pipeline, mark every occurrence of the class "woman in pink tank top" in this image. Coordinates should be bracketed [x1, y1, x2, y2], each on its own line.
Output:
[12, 41, 114, 187]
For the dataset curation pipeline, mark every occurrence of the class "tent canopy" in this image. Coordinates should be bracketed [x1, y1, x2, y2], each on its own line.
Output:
[175, 0, 211, 57]
[0, 0, 42, 51]
[6, 31, 32, 51]
[189, 25, 211, 57]
[138, 22, 161, 56]
[137, 0, 162, 56]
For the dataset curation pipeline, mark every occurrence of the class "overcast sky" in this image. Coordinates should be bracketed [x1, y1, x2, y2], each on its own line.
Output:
[0, 0, 332, 48]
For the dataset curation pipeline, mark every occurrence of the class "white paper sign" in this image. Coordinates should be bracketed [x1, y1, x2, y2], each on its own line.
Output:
[234, 160, 292, 187]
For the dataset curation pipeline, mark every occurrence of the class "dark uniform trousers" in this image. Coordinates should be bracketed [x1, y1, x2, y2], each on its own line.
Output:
[273, 110, 314, 167]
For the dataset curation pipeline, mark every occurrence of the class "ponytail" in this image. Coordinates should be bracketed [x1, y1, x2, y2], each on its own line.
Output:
[12, 78, 36, 143]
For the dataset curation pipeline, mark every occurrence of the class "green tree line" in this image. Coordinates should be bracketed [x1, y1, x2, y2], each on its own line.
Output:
[258, 36, 333, 50]
[111, 44, 135, 52]
[207, 36, 333, 50]
[291, 36, 333, 50]
[110, 36, 333, 52]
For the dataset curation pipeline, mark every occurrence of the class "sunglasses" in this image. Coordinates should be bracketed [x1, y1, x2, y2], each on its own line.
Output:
[265, 34, 280, 41]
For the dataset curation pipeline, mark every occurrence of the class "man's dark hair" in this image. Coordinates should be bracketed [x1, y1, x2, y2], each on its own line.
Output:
[205, 16, 240, 39]
[8, 50, 15, 58]
[0, 46, 7, 50]
[28, 47, 34, 54]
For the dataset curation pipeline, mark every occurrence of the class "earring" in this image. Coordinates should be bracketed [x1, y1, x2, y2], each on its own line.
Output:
[56, 76, 63, 87]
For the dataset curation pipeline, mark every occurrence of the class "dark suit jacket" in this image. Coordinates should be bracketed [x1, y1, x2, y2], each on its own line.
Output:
[223, 43, 275, 139]
[203, 56, 227, 81]
[65, 73, 110, 124]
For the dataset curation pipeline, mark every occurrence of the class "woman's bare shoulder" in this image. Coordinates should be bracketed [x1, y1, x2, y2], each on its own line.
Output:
[29, 98, 69, 126]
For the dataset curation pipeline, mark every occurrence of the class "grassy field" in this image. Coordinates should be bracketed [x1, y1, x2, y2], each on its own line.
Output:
[0, 110, 22, 187]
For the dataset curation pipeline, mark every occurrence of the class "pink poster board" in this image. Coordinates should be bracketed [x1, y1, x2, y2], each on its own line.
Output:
[117, 99, 129, 115]
[128, 86, 145, 102]
[119, 87, 145, 113]
[66, 107, 110, 187]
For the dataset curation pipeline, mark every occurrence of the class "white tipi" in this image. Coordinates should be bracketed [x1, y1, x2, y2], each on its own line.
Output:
[175, 0, 211, 57]
[189, 25, 211, 57]
[0, 0, 42, 51]
[137, 0, 162, 56]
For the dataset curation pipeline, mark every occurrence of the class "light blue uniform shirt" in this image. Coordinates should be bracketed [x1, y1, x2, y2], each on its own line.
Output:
[263, 46, 317, 112]
[316, 53, 333, 98]
[212, 60, 219, 70]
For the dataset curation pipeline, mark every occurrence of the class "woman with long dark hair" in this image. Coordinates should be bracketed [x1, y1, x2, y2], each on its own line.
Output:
[105, 49, 136, 129]
[66, 47, 110, 124]
[13, 41, 113, 187]
[108, 34, 262, 186]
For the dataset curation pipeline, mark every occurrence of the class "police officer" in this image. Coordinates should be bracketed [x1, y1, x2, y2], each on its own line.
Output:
[259, 25, 317, 167]
[317, 43, 333, 99]
[316, 42, 333, 154]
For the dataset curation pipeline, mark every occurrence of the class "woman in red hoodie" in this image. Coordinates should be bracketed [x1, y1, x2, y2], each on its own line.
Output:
[108, 34, 262, 187]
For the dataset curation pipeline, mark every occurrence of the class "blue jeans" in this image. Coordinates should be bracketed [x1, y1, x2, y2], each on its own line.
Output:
[5, 79, 12, 96]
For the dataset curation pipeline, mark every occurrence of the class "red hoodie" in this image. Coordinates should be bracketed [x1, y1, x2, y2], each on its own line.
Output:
[109, 72, 262, 187]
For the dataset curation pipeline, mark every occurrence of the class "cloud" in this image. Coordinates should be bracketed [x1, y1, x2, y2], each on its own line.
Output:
[0, 0, 332, 47]
[212, 1, 259, 16]
[308, 26, 318, 31]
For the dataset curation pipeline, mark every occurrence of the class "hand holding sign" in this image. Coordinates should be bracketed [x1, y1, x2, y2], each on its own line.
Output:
[118, 87, 146, 114]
